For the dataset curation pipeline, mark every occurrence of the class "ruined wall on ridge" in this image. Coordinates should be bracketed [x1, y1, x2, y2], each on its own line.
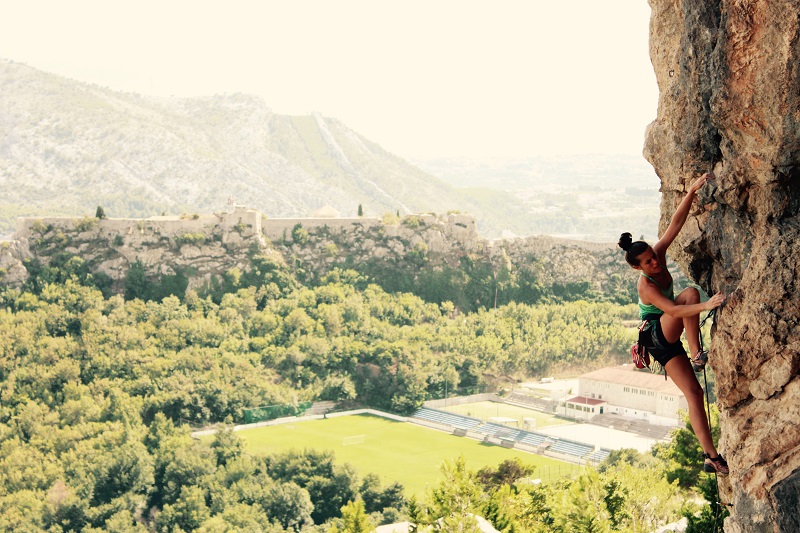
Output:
[645, 1, 800, 530]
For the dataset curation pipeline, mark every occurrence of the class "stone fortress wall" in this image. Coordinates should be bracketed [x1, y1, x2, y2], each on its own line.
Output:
[13, 207, 477, 247]
[14, 206, 262, 242]
[1, 206, 481, 289]
[260, 216, 382, 242]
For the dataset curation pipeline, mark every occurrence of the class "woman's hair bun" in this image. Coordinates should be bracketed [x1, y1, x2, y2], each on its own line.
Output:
[618, 232, 633, 252]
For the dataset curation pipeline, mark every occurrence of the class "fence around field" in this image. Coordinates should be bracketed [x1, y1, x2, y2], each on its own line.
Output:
[192, 408, 409, 438]
[243, 401, 313, 424]
[424, 392, 498, 409]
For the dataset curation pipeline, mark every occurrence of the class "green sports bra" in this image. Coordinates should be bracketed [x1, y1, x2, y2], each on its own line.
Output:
[638, 273, 675, 319]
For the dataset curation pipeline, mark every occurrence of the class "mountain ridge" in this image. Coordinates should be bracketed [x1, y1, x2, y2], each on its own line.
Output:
[0, 58, 528, 238]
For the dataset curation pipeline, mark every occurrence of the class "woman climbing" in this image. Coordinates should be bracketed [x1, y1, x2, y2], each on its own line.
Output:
[618, 171, 728, 475]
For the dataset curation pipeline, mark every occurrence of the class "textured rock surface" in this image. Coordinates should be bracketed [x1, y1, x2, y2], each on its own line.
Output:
[645, 1, 800, 530]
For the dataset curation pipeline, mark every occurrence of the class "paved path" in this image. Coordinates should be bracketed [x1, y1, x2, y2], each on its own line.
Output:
[536, 422, 664, 453]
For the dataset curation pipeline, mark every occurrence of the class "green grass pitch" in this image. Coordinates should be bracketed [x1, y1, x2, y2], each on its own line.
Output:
[237, 413, 583, 497]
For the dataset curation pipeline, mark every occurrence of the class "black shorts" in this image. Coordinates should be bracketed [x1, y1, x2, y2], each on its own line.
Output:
[639, 315, 686, 367]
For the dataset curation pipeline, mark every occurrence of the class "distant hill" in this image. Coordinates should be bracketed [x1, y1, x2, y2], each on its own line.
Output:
[414, 154, 663, 243]
[0, 59, 531, 238]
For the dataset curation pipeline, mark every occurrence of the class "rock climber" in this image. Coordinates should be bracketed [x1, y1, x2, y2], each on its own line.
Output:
[618, 171, 728, 475]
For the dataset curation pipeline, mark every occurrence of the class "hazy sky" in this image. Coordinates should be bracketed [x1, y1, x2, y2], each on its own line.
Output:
[0, 1, 656, 160]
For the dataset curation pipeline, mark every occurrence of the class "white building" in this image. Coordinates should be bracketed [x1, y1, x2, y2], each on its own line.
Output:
[560, 364, 688, 427]
[561, 395, 607, 421]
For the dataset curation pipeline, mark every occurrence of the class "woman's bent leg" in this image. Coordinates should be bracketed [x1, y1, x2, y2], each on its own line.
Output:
[660, 288, 702, 355]
[665, 355, 718, 456]
[677, 287, 701, 355]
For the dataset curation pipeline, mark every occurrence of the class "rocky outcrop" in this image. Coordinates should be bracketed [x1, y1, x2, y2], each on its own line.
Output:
[10, 207, 268, 292]
[645, 1, 800, 531]
[0, 239, 31, 287]
[3, 210, 491, 291]
[275, 212, 637, 298]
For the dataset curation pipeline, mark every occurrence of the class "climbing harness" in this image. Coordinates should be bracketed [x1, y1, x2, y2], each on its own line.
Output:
[631, 319, 668, 378]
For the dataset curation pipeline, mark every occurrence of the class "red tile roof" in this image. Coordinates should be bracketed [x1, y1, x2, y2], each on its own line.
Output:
[566, 396, 607, 406]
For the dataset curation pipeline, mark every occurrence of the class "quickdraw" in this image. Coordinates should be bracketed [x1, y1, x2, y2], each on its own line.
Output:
[630, 320, 651, 369]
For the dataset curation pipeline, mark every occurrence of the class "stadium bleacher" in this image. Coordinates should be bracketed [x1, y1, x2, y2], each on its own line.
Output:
[475, 423, 523, 440]
[519, 432, 548, 447]
[586, 448, 612, 463]
[549, 439, 594, 458]
[507, 392, 556, 412]
[412, 406, 607, 463]
[428, 414, 554, 449]
[412, 407, 482, 430]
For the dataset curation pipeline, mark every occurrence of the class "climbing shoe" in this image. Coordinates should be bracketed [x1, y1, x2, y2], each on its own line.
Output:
[692, 350, 708, 372]
[703, 453, 729, 475]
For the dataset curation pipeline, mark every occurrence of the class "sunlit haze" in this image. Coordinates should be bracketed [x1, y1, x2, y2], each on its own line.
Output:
[0, 0, 656, 160]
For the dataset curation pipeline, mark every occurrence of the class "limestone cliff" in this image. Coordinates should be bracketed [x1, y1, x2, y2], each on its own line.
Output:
[645, 1, 800, 530]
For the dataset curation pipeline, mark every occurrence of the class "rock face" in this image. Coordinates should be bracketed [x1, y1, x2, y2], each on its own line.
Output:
[11, 207, 269, 293]
[645, 1, 800, 531]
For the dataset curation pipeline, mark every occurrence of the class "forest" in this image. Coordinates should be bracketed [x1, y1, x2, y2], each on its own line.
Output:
[0, 251, 724, 531]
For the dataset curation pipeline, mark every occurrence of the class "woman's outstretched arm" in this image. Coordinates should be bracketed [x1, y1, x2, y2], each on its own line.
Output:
[654, 172, 714, 256]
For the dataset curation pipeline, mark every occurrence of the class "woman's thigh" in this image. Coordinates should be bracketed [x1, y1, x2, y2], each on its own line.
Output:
[660, 288, 700, 343]
[659, 313, 684, 344]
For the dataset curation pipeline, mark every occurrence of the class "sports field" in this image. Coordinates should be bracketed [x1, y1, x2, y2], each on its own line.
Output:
[236, 413, 582, 497]
[440, 400, 571, 428]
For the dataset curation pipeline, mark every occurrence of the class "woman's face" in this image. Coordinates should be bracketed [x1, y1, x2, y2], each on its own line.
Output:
[634, 247, 662, 275]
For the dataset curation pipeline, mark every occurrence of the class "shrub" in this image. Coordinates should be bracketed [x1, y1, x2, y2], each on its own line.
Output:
[409, 241, 428, 263]
[324, 243, 340, 258]
[381, 213, 400, 225]
[176, 233, 207, 247]
[402, 215, 422, 228]
[74, 217, 98, 232]
[291, 224, 309, 245]
[30, 219, 48, 235]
